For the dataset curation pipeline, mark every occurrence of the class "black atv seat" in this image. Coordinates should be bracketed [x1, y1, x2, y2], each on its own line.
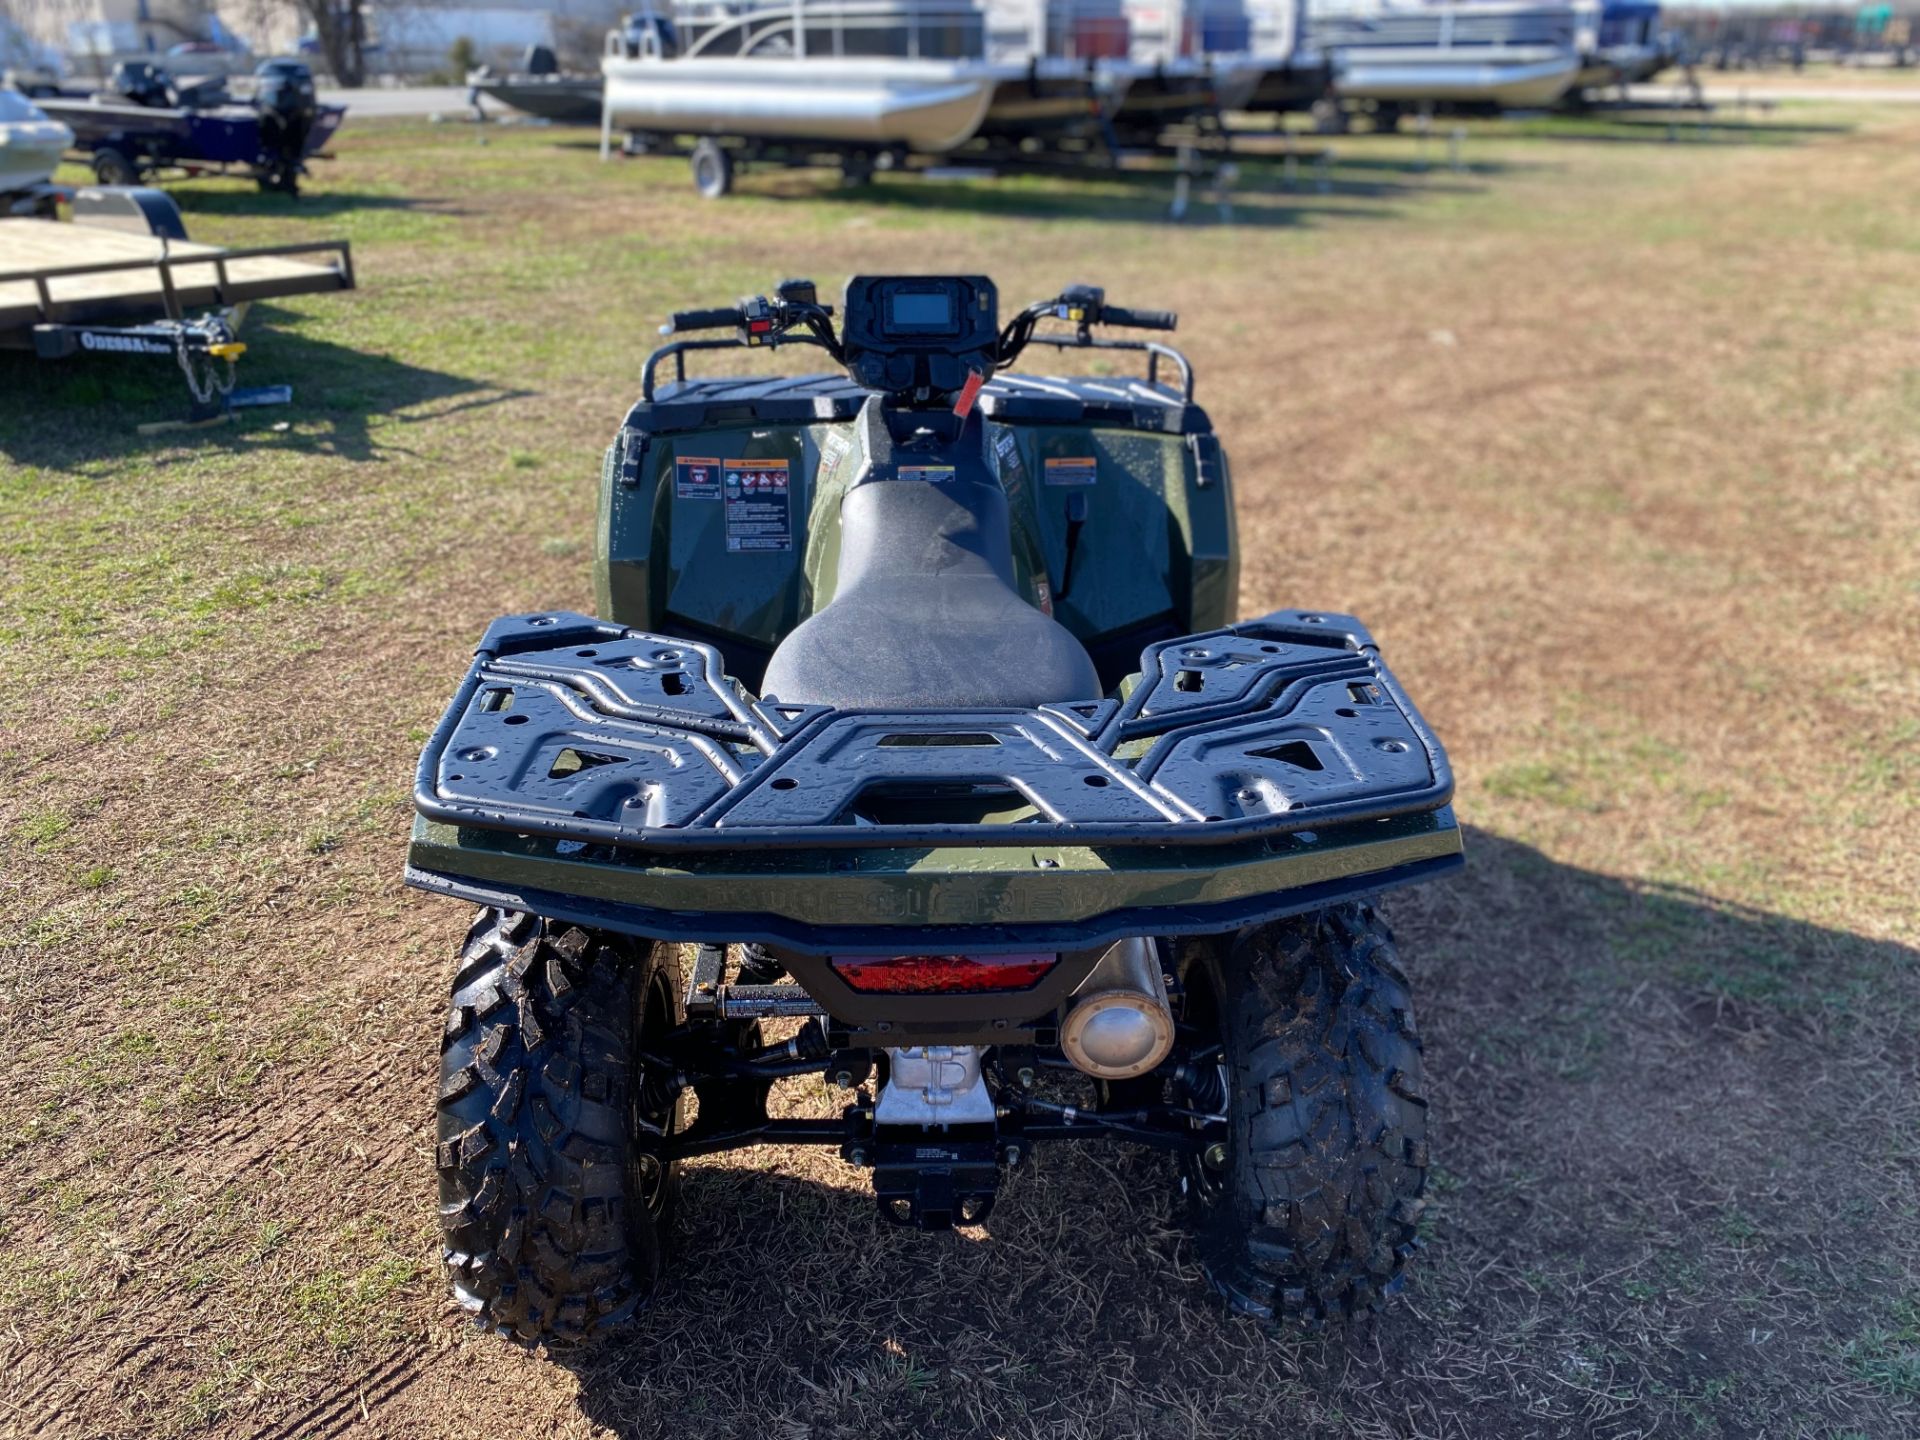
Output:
[760, 471, 1101, 710]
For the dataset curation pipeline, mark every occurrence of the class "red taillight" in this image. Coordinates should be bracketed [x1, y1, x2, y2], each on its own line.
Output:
[830, 952, 1057, 994]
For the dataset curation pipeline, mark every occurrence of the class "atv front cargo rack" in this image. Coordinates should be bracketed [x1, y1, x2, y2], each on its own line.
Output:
[413, 609, 1452, 852]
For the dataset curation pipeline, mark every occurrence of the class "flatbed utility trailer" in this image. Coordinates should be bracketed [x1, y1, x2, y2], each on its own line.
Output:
[0, 187, 354, 424]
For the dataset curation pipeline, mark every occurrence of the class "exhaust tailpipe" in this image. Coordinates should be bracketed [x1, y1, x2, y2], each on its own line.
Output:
[1059, 937, 1174, 1080]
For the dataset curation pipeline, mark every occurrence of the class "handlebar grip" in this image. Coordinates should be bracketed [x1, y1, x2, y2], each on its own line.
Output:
[665, 307, 743, 334]
[1101, 305, 1177, 332]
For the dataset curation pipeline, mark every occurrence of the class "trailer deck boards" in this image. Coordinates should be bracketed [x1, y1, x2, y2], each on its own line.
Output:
[0, 219, 353, 339]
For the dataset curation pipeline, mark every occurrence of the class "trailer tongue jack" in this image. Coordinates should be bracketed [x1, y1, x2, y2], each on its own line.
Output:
[31, 314, 257, 425]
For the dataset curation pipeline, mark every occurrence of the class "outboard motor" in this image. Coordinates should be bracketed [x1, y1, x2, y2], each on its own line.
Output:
[252, 61, 317, 195]
[621, 10, 680, 59]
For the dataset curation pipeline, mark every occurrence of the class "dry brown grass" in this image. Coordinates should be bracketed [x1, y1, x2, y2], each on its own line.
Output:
[1682, 64, 1920, 95]
[1, 105, 1917, 1439]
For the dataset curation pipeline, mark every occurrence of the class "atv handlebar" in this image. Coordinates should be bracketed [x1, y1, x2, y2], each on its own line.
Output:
[1100, 305, 1177, 332]
[649, 280, 1184, 401]
[662, 306, 745, 335]
[992, 288, 1180, 372]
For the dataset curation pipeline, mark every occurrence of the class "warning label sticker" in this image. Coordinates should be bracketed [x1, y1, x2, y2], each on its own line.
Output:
[675, 455, 722, 500]
[724, 458, 792, 552]
[993, 429, 1025, 482]
[1044, 455, 1099, 486]
[816, 431, 852, 486]
[898, 465, 954, 484]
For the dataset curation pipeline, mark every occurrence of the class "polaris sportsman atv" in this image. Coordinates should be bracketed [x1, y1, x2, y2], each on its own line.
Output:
[410, 275, 1461, 1343]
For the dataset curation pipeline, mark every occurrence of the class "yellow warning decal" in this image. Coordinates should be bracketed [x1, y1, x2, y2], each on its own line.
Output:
[1044, 456, 1098, 486]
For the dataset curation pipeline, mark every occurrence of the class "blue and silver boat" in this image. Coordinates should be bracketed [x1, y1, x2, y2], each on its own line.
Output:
[36, 59, 343, 195]
[1572, 0, 1670, 89]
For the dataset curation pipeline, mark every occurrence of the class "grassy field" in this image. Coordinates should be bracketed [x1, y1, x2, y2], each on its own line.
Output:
[2, 104, 1918, 1440]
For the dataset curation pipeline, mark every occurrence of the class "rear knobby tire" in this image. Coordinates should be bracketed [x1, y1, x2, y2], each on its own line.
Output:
[1181, 902, 1428, 1325]
[435, 909, 683, 1344]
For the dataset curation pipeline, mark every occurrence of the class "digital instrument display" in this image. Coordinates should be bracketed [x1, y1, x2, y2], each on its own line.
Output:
[840, 276, 997, 397]
[886, 290, 954, 330]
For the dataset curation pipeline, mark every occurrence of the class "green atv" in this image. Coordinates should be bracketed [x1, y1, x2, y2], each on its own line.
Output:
[409, 276, 1460, 1343]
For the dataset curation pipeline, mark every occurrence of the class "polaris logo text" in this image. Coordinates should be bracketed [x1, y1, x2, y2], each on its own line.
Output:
[80, 333, 172, 355]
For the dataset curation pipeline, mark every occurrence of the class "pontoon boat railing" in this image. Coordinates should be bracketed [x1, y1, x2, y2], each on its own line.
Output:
[1309, 3, 1585, 54]
[611, 1, 1304, 66]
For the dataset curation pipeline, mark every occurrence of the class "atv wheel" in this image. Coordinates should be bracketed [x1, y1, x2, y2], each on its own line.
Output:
[436, 909, 685, 1343]
[1179, 902, 1427, 1325]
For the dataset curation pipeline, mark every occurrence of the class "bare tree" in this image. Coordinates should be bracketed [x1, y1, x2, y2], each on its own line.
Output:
[282, 0, 369, 86]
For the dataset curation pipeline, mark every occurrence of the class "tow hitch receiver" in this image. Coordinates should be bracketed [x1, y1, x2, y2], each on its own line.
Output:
[867, 1130, 1002, 1229]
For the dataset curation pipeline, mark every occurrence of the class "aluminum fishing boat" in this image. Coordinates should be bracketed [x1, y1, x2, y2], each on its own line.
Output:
[0, 87, 71, 198]
[1312, 0, 1584, 109]
[473, 73, 606, 122]
[470, 44, 606, 124]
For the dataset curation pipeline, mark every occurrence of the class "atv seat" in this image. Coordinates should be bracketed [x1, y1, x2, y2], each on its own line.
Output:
[760, 469, 1100, 710]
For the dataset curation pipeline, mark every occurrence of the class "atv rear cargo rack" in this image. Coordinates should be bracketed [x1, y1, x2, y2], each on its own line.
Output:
[408, 608, 1461, 950]
[414, 609, 1452, 852]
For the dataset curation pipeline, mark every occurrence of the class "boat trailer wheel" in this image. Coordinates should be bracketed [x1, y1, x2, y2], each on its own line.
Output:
[92, 148, 139, 187]
[690, 139, 733, 199]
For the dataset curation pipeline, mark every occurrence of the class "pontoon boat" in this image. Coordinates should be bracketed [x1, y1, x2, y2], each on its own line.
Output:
[1311, 0, 1584, 110]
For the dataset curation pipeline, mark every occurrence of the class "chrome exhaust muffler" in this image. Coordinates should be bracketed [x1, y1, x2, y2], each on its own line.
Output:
[1059, 937, 1174, 1080]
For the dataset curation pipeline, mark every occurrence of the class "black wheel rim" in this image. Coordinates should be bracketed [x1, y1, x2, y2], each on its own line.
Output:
[628, 965, 679, 1216]
[1178, 964, 1232, 1208]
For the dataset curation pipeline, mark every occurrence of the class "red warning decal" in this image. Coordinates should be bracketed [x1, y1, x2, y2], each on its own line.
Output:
[676, 455, 722, 500]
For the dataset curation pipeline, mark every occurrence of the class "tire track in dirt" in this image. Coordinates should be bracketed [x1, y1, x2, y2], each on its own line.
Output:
[244, 1344, 449, 1440]
[11, 1034, 422, 1251]
[6, 934, 442, 1436]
